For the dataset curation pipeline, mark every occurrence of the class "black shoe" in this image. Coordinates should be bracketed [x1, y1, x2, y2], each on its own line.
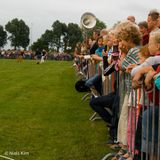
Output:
[107, 123, 112, 128]
[106, 138, 117, 145]
[106, 139, 114, 145]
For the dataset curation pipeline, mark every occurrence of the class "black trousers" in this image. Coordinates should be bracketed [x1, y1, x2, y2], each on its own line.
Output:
[89, 92, 116, 124]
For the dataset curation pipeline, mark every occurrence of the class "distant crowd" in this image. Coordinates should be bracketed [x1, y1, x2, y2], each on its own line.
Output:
[0, 49, 73, 61]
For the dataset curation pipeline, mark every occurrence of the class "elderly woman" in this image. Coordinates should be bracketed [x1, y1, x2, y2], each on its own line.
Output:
[111, 21, 141, 160]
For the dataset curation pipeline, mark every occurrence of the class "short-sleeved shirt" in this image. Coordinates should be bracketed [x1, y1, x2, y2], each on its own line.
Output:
[95, 46, 105, 73]
[95, 46, 105, 57]
[122, 46, 140, 94]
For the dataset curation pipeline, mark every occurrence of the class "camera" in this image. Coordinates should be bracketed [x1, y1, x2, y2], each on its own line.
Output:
[111, 45, 119, 61]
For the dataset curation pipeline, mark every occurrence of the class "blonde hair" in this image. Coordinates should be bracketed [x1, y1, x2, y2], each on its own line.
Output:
[115, 21, 141, 45]
[150, 31, 160, 43]
[103, 35, 109, 41]
[139, 44, 150, 59]
[100, 29, 108, 35]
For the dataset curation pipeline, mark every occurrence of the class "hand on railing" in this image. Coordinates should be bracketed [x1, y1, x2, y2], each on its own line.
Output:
[132, 66, 154, 89]
[78, 55, 84, 59]
[91, 54, 103, 62]
[154, 73, 160, 90]
[102, 49, 108, 57]
[126, 64, 137, 73]
[132, 72, 143, 89]
[83, 55, 91, 60]
[145, 70, 157, 91]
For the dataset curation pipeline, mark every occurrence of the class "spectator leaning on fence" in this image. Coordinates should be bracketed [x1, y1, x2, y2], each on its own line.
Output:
[85, 36, 104, 96]
[73, 42, 82, 69]
[123, 45, 150, 159]
[109, 21, 141, 160]
[89, 32, 120, 144]
[131, 30, 160, 160]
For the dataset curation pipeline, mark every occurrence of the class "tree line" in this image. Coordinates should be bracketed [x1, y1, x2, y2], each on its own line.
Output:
[0, 18, 106, 53]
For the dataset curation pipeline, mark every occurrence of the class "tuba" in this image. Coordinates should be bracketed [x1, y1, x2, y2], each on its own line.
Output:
[80, 12, 96, 30]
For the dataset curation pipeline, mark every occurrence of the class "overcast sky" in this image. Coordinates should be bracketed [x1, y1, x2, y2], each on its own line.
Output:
[0, 0, 160, 46]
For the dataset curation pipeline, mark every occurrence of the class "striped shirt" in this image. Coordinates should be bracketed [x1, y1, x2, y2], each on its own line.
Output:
[122, 47, 140, 71]
[122, 46, 140, 94]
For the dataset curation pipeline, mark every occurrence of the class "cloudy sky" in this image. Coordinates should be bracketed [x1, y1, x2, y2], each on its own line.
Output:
[0, 0, 160, 46]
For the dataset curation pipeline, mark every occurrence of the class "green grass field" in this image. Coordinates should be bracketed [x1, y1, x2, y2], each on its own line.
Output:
[0, 59, 112, 160]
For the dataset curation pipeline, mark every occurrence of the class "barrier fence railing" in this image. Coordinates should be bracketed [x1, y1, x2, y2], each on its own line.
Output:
[74, 56, 160, 160]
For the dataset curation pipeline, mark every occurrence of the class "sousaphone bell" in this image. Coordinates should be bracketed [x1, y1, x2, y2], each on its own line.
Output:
[80, 12, 97, 29]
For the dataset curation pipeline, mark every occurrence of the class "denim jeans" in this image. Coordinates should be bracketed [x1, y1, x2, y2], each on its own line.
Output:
[85, 74, 102, 95]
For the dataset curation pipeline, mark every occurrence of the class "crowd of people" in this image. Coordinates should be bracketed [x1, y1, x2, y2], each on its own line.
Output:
[74, 9, 160, 160]
[0, 49, 73, 61]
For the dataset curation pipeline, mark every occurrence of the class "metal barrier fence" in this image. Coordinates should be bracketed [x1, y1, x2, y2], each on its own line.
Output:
[101, 74, 160, 160]
[74, 56, 160, 159]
